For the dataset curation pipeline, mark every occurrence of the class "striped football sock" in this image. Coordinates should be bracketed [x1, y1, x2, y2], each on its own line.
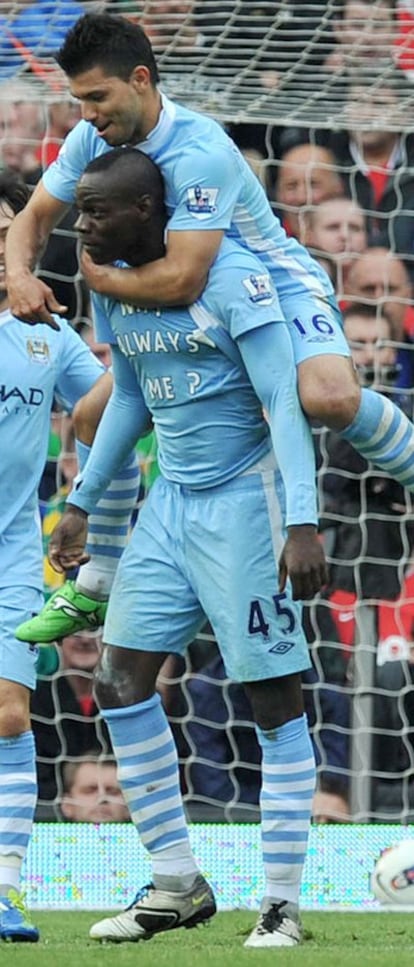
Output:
[75, 440, 140, 600]
[341, 389, 414, 491]
[103, 693, 199, 887]
[0, 732, 37, 893]
[257, 714, 316, 905]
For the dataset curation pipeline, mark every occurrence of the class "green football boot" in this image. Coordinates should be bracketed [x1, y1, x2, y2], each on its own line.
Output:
[15, 580, 107, 643]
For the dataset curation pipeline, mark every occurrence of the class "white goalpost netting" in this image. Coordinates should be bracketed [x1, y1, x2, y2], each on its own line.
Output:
[1, 2, 414, 128]
[1, 1, 414, 824]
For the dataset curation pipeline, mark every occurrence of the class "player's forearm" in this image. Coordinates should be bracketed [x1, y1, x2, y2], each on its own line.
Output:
[84, 257, 205, 307]
[5, 206, 52, 278]
[267, 385, 317, 527]
[238, 325, 318, 527]
[69, 383, 151, 515]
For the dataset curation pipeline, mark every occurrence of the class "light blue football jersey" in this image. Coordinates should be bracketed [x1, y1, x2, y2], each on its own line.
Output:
[92, 238, 287, 487]
[43, 93, 334, 303]
[0, 311, 103, 589]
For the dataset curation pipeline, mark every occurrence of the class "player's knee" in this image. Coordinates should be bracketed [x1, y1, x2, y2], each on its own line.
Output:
[0, 697, 29, 737]
[94, 645, 165, 709]
[244, 674, 304, 730]
[93, 646, 141, 709]
[298, 357, 361, 429]
[93, 658, 131, 708]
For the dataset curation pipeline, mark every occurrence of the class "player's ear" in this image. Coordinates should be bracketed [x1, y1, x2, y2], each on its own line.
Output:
[130, 65, 151, 92]
[136, 194, 153, 221]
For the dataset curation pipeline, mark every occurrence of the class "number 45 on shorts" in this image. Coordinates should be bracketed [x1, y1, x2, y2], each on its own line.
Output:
[248, 592, 296, 641]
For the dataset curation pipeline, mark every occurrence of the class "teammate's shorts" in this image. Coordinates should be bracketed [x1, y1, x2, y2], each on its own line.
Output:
[104, 455, 311, 683]
[0, 586, 42, 689]
[282, 292, 351, 366]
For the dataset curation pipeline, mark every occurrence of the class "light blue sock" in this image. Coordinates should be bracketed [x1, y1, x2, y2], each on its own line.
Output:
[75, 440, 140, 599]
[256, 714, 315, 905]
[103, 693, 199, 885]
[341, 389, 414, 490]
[0, 731, 37, 893]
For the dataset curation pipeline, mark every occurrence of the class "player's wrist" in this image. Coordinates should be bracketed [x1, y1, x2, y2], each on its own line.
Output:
[65, 502, 89, 519]
[286, 524, 318, 536]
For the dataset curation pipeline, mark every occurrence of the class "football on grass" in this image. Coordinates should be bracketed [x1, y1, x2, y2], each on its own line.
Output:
[371, 841, 414, 906]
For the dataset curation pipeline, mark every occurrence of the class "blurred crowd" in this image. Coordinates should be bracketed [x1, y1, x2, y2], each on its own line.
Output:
[3, 0, 414, 825]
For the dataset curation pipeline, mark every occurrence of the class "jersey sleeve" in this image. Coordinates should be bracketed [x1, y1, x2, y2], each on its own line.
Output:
[204, 249, 285, 338]
[167, 138, 245, 232]
[238, 323, 318, 527]
[42, 121, 101, 204]
[90, 292, 118, 345]
[69, 346, 151, 515]
[53, 319, 105, 411]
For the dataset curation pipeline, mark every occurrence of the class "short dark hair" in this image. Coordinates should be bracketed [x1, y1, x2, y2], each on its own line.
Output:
[83, 146, 165, 210]
[0, 167, 29, 216]
[56, 12, 159, 86]
[343, 301, 394, 331]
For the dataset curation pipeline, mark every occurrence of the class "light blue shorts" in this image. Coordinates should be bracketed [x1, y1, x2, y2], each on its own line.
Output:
[104, 457, 311, 683]
[283, 293, 351, 366]
[0, 586, 42, 689]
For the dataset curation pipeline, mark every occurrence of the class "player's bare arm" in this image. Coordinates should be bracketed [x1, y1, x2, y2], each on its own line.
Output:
[5, 182, 70, 328]
[80, 228, 224, 307]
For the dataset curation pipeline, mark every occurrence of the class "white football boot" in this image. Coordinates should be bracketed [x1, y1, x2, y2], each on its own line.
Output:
[89, 874, 216, 942]
[244, 899, 303, 948]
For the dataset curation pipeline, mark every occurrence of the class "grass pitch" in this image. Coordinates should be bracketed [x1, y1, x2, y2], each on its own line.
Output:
[4, 911, 414, 967]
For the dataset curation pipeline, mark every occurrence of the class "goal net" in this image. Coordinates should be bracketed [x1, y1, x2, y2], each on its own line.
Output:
[2, 1, 414, 825]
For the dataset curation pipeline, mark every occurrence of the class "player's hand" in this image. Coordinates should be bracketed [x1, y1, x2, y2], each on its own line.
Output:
[80, 249, 112, 294]
[279, 525, 328, 601]
[48, 506, 90, 573]
[7, 271, 67, 329]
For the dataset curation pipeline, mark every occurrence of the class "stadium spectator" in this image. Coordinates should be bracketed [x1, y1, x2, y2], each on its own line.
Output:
[317, 302, 414, 602]
[324, 0, 399, 77]
[60, 754, 130, 823]
[300, 196, 368, 294]
[344, 246, 413, 338]
[0, 79, 85, 323]
[344, 246, 414, 387]
[312, 776, 351, 824]
[35, 95, 81, 170]
[0, 80, 45, 177]
[325, 70, 414, 282]
[31, 632, 112, 810]
[273, 143, 345, 239]
[324, 0, 414, 82]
